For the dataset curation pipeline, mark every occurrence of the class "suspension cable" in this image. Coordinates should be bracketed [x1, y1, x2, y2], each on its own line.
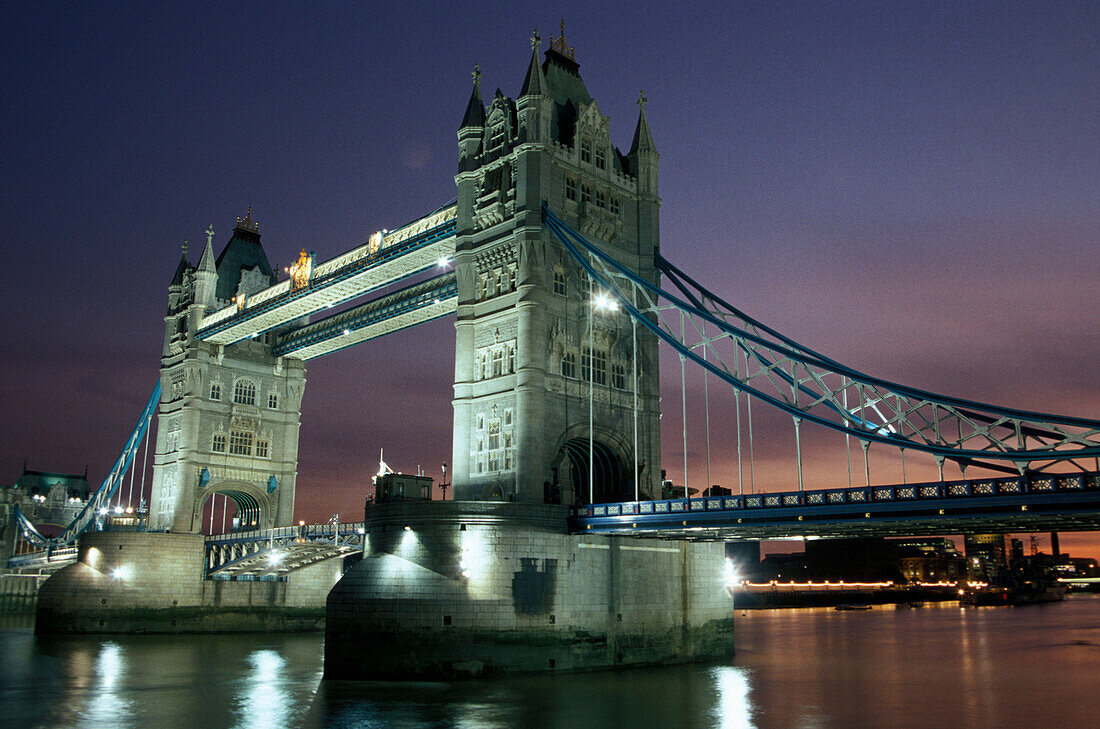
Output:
[734, 340, 744, 495]
[703, 321, 712, 492]
[632, 296, 639, 502]
[680, 308, 688, 499]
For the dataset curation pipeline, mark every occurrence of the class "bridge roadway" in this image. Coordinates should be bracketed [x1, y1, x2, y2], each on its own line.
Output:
[196, 204, 456, 347]
[570, 471, 1100, 540]
[204, 521, 365, 580]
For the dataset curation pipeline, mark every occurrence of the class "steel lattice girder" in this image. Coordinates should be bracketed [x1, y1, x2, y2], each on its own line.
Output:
[543, 206, 1100, 470]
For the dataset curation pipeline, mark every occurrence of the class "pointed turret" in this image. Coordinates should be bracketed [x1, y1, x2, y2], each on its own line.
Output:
[519, 32, 547, 98]
[460, 64, 486, 129]
[459, 64, 486, 172]
[170, 244, 191, 287]
[628, 92, 657, 156]
[194, 224, 218, 309]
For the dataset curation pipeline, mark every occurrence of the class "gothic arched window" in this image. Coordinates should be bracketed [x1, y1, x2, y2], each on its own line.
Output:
[233, 379, 257, 406]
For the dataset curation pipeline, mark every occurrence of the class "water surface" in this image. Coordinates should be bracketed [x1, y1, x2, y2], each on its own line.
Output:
[3, 596, 1098, 728]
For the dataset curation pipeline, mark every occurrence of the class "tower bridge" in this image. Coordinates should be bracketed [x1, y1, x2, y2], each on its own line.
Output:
[21, 31, 1100, 677]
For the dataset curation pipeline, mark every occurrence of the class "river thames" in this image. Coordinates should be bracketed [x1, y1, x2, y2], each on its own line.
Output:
[2, 596, 1098, 728]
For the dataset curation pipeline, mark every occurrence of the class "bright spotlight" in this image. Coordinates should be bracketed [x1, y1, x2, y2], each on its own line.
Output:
[113, 505, 123, 515]
[403, 525, 411, 532]
[437, 256, 452, 268]
[593, 292, 619, 312]
[111, 566, 132, 581]
[267, 551, 283, 566]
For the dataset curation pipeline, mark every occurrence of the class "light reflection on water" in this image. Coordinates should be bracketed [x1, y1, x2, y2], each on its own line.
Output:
[2, 596, 1099, 729]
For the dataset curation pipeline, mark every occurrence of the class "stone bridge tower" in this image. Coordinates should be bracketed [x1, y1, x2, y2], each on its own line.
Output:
[150, 213, 305, 533]
[451, 32, 662, 504]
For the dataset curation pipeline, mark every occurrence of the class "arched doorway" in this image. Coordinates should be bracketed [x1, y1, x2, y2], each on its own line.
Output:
[562, 437, 628, 505]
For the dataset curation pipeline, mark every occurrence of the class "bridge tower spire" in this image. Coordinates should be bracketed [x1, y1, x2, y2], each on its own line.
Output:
[450, 39, 662, 505]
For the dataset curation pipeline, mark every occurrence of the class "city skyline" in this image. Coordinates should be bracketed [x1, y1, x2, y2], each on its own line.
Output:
[2, 2, 1096, 552]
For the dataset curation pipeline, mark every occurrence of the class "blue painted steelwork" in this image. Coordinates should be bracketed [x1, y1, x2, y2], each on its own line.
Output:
[273, 273, 457, 358]
[10, 382, 161, 556]
[196, 217, 456, 341]
[543, 205, 1100, 470]
[569, 472, 1100, 539]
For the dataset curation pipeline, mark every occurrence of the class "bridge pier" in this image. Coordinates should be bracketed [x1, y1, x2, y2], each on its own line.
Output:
[324, 501, 734, 679]
[35, 531, 342, 633]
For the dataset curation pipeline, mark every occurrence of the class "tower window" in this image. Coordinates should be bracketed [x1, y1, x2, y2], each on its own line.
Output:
[267, 393, 278, 410]
[233, 380, 256, 406]
[506, 343, 516, 374]
[212, 433, 226, 453]
[580, 139, 592, 164]
[508, 265, 517, 291]
[256, 439, 270, 459]
[562, 352, 576, 378]
[565, 177, 576, 201]
[595, 147, 606, 170]
[610, 197, 621, 215]
[596, 190, 607, 209]
[553, 269, 567, 296]
[229, 430, 253, 456]
[210, 383, 222, 401]
[492, 349, 504, 377]
[612, 364, 626, 390]
[582, 347, 607, 385]
[581, 184, 592, 204]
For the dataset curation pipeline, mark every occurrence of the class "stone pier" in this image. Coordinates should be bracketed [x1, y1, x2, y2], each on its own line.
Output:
[325, 501, 735, 679]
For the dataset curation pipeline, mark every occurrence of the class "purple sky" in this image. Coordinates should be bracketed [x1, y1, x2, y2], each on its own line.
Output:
[2, 3, 1097, 553]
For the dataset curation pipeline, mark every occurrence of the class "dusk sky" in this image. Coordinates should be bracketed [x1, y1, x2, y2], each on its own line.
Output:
[2, 2, 1097, 554]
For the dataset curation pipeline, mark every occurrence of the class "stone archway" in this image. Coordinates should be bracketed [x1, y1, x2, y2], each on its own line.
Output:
[193, 480, 272, 534]
[559, 435, 630, 505]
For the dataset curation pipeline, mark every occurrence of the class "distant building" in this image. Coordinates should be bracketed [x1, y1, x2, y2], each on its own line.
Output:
[965, 534, 1009, 581]
[1, 467, 91, 562]
[894, 537, 967, 582]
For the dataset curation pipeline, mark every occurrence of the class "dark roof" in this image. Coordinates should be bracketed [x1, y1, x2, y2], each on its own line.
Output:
[170, 254, 191, 286]
[519, 49, 546, 97]
[214, 225, 278, 302]
[541, 48, 593, 146]
[461, 81, 486, 129]
[14, 469, 91, 498]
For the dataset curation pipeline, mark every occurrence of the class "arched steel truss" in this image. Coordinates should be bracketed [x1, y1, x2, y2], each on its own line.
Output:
[544, 206, 1100, 475]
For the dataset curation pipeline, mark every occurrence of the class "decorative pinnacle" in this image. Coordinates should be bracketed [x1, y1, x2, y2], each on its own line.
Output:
[638, 90, 647, 112]
[205, 225, 215, 247]
[181, 240, 189, 257]
[550, 19, 575, 60]
[236, 205, 259, 233]
[530, 28, 541, 51]
[471, 63, 482, 85]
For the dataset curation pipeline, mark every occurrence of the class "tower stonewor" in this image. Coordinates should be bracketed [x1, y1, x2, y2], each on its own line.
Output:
[451, 33, 662, 506]
[151, 212, 305, 533]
